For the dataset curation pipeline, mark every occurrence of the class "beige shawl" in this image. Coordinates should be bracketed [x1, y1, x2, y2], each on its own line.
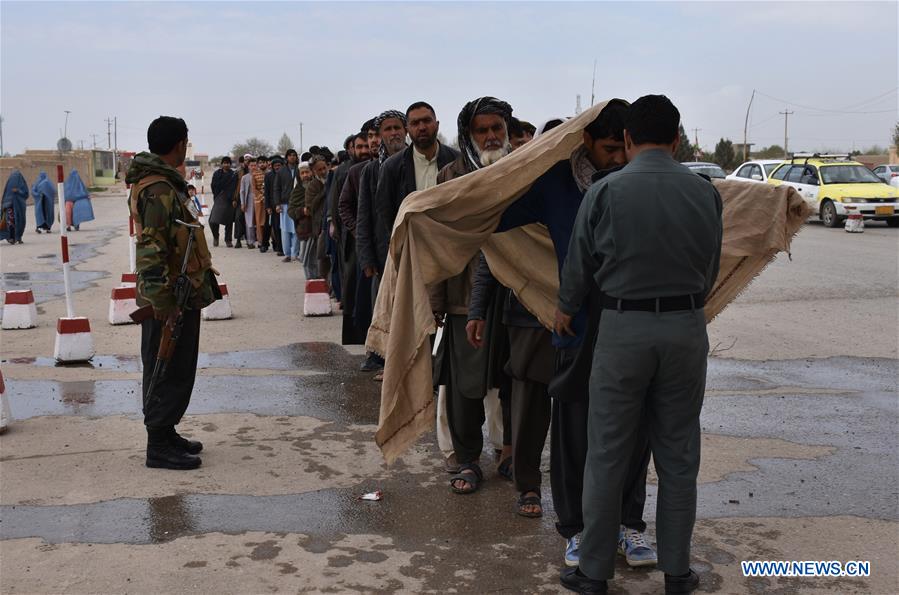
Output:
[367, 101, 811, 464]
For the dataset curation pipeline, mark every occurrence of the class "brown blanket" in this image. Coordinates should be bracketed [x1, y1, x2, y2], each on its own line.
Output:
[367, 101, 811, 464]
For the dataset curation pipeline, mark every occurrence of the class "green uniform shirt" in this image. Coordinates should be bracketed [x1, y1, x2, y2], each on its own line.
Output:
[133, 180, 218, 314]
[558, 149, 722, 315]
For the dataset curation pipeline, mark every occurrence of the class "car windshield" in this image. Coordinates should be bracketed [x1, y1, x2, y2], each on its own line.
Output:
[763, 163, 781, 176]
[691, 165, 726, 179]
[820, 165, 882, 184]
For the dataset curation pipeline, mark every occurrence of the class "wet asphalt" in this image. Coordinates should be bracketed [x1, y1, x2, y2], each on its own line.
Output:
[2, 347, 896, 551]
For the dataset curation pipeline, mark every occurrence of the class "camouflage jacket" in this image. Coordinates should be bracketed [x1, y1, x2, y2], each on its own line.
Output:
[126, 153, 219, 314]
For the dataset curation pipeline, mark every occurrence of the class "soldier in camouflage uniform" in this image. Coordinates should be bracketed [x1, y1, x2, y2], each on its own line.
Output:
[125, 116, 221, 470]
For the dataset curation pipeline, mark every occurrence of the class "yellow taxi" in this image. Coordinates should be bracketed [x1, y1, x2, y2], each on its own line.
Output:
[768, 154, 899, 228]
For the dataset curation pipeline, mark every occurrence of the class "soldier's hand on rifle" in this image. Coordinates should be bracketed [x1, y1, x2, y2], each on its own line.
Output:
[433, 312, 446, 329]
[276, 205, 282, 214]
[363, 265, 377, 278]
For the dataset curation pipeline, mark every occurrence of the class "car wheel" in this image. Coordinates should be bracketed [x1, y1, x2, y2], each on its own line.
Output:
[820, 200, 841, 228]
[886, 217, 899, 228]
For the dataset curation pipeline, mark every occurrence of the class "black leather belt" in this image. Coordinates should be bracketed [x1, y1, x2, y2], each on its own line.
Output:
[600, 293, 703, 312]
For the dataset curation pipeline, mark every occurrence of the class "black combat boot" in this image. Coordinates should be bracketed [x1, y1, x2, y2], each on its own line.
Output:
[169, 427, 203, 455]
[146, 427, 201, 470]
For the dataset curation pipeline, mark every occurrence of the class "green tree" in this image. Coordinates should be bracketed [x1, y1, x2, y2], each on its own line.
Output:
[892, 122, 899, 149]
[277, 133, 293, 156]
[231, 137, 274, 159]
[674, 124, 694, 162]
[713, 138, 736, 170]
[755, 144, 785, 159]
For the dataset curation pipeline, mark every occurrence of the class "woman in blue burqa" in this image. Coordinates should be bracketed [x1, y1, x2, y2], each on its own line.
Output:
[31, 171, 56, 233]
[63, 169, 94, 231]
[1, 170, 29, 244]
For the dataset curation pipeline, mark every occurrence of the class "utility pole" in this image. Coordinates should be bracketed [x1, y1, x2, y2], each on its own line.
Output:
[590, 59, 597, 106]
[106, 118, 112, 149]
[742, 89, 755, 162]
[64, 110, 71, 139]
[0, 115, 4, 157]
[91, 134, 98, 149]
[113, 117, 118, 179]
[779, 109, 794, 157]
[692, 128, 701, 151]
[299, 122, 304, 152]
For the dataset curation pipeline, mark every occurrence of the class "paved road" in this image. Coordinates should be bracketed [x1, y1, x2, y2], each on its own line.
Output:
[1, 187, 896, 593]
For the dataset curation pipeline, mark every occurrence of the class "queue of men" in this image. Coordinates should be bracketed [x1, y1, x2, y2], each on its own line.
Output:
[145, 94, 719, 594]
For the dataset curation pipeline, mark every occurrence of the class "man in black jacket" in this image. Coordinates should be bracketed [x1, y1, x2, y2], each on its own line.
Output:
[354, 109, 410, 373]
[373, 101, 459, 269]
[208, 157, 238, 247]
[274, 149, 300, 261]
[261, 155, 282, 253]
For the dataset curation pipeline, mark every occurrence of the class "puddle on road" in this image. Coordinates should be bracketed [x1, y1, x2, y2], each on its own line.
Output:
[1, 270, 108, 305]
[3, 343, 380, 424]
[2, 342, 349, 372]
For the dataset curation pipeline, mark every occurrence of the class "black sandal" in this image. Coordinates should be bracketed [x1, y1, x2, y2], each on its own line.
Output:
[497, 457, 513, 481]
[450, 463, 483, 494]
[517, 491, 543, 518]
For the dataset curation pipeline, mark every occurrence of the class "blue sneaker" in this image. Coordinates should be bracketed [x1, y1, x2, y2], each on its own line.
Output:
[564, 533, 581, 567]
[618, 526, 657, 567]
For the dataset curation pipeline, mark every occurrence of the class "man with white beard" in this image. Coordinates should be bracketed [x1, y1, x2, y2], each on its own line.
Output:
[429, 97, 515, 496]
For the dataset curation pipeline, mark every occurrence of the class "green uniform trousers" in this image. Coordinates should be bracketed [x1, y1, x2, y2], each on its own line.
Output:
[580, 308, 708, 579]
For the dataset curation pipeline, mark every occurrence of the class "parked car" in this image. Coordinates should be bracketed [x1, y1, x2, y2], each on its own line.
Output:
[768, 154, 899, 227]
[726, 159, 784, 184]
[683, 162, 726, 179]
[871, 164, 899, 188]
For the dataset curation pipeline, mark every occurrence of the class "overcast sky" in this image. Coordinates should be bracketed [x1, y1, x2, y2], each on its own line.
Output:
[2, 1, 896, 157]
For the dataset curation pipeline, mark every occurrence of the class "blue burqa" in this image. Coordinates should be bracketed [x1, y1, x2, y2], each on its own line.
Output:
[64, 169, 94, 226]
[31, 171, 56, 231]
[1, 170, 29, 243]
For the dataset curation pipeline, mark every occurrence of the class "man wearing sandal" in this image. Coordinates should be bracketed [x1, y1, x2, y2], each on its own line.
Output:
[430, 97, 516, 495]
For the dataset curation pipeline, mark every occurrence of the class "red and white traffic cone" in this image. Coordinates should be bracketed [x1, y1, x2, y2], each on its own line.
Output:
[844, 213, 864, 233]
[0, 369, 11, 434]
[53, 165, 94, 363]
[2, 290, 38, 329]
[202, 283, 232, 320]
[108, 286, 138, 325]
[303, 279, 332, 316]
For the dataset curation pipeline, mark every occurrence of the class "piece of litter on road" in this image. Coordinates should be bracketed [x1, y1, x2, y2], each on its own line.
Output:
[728, 499, 740, 504]
[359, 490, 383, 501]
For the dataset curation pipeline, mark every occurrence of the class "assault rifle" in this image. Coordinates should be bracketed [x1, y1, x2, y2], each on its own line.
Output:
[132, 219, 201, 405]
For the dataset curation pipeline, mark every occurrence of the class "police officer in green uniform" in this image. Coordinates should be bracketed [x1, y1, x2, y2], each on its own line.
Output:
[125, 116, 220, 470]
[555, 95, 722, 594]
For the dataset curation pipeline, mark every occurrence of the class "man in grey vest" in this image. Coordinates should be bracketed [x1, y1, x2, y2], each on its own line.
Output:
[556, 94, 722, 595]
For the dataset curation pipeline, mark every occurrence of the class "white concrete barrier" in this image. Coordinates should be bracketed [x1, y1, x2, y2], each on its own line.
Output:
[202, 284, 232, 321]
[2, 290, 38, 330]
[844, 213, 864, 233]
[303, 279, 332, 317]
[54, 317, 94, 363]
[108, 286, 138, 325]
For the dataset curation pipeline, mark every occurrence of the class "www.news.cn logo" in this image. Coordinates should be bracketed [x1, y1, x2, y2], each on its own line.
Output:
[741, 560, 871, 578]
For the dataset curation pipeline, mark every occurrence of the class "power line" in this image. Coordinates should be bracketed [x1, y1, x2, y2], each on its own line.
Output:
[755, 89, 897, 114]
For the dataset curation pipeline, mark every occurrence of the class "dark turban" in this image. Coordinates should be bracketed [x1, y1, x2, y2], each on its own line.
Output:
[374, 109, 407, 162]
[457, 96, 513, 172]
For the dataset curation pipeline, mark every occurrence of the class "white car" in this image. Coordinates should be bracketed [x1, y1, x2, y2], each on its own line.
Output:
[871, 164, 899, 188]
[726, 159, 784, 184]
